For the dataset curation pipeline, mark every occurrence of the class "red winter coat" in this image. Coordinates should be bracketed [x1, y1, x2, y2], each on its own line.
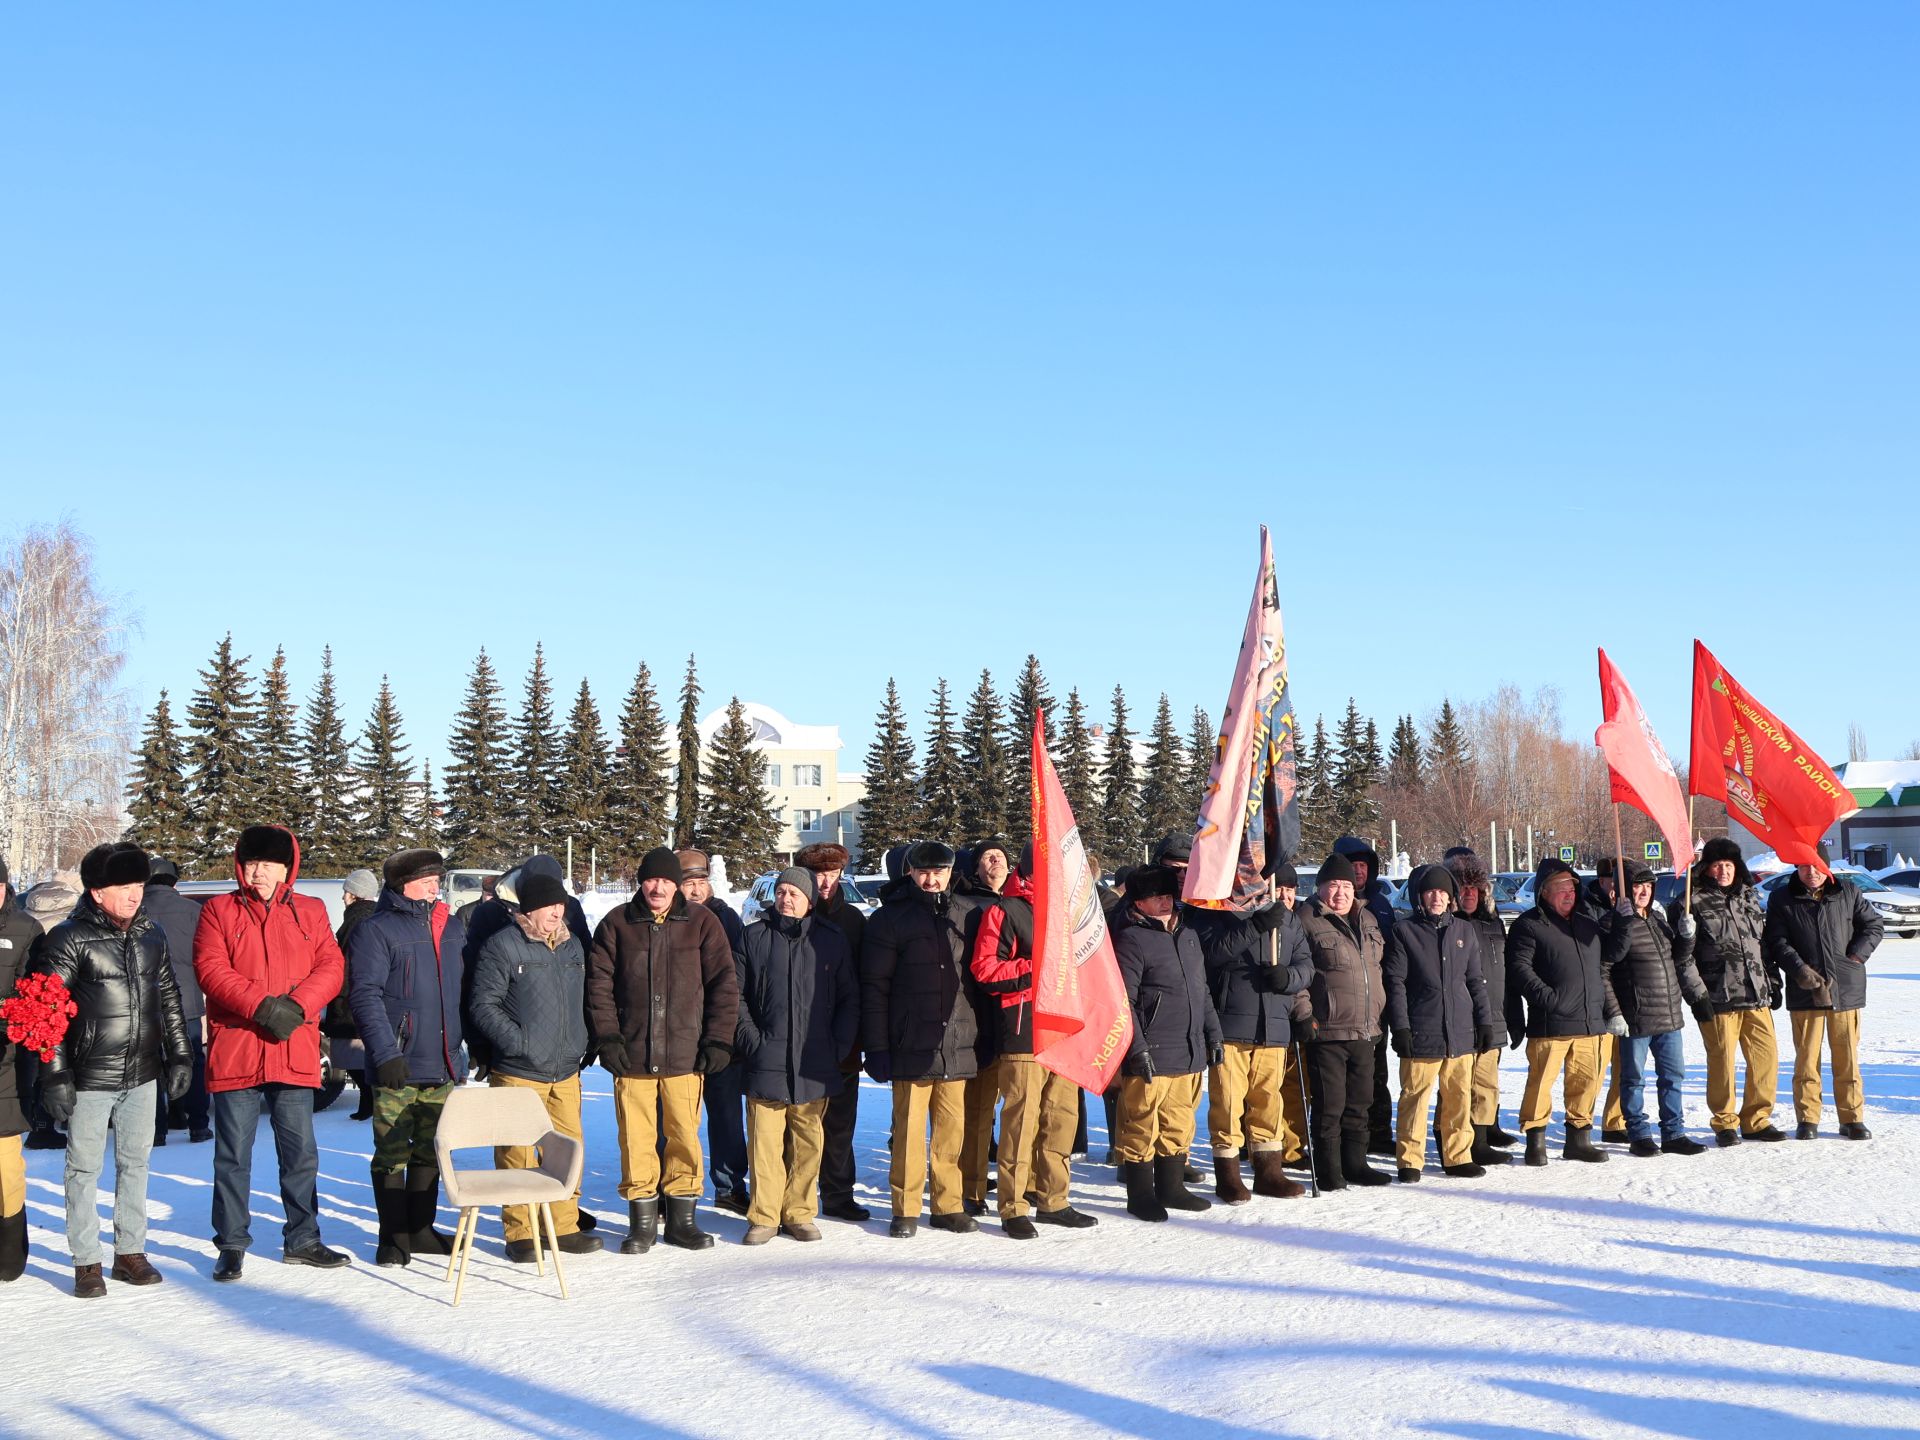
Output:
[193, 828, 345, 1092]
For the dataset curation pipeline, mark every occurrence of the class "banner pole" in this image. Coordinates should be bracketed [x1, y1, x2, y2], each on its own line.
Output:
[1612, 802, 1627, 902]
[1684, 796, 1697, 911]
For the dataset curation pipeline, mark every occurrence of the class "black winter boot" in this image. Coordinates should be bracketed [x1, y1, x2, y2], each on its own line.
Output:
[623, 1198, 658, 1254]
[1312, 1138, 1346, 1191]
[1564, 1125, 1609, 1163]
[0, 1210, 26, 1283]
[1250, 1149, 1304, 1198]
[1524, 1127, 1548, 1168]
[1442, 1160, 1487, 1179]
[1471, 1124, 1510, 1166]
[1213, 1154, 1252, 1205]
[1122, 1161, 1168, 1222]
[1154, 1154, 1211, 1212]
[1484, 1120, 1518, 1147]
[404, 1165, 454, 1255]
[1341, 1134, 1390, 1187]
[1181, 1152, 1204, 1184]
[371, 1167, 411, 1267]
[663, 1195, 714, 1250]
[1662, 1134, 1706, 1156]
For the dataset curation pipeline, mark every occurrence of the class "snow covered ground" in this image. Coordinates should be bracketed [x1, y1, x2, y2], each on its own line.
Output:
[8, 941, 1920, 1440]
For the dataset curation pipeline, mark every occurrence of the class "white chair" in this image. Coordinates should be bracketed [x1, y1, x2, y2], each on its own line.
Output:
[433, 1085, 585, 1306]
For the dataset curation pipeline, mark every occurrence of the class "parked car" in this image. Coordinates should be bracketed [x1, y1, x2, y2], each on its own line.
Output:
[1755, 868, 1920, 937]
[1509, 869, 1597, 913]
[1871, 865, 1920, 899]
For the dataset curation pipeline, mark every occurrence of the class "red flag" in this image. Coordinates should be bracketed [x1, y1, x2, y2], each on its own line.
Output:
[1688, 640, 1855, 877]
[1183, 524, 1300, 908]
[1030, 712, 1133, 1092]
[1595, 648, 1694, 874]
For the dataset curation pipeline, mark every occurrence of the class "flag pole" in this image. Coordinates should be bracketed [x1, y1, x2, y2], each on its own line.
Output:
[1683, 796, 1697, 911]
[1612, 802, 1627, 903]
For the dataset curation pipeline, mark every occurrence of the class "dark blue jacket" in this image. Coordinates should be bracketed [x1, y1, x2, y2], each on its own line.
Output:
[1113, 906, 1223, 1079]
[733, 913, 858, 1105]
[1383, 909, 1493, 1060]
[1188, 903, 1312, 1048]
[348, 888, 467, 1085]
[467, 920, 590, 1085]
[142, 882, 207, 1023]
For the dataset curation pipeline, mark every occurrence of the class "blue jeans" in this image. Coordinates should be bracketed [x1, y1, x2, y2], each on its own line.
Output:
[704, 1059, 749, 1198]
[65, 1082, 157, 1266]
[1619, 1030, 1687, 1141]
[212, 1083, 320, 1253]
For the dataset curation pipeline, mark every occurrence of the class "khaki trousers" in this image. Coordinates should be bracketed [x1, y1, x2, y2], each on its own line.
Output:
[1470, 1048, 1501, 1125]
[960, 1058, 1003, 1206]
[746, 1096, 828, 1228]
[1519, 1036, 1604, 1131]
[1281, 1044, 1310, 1160]
[489, 1072, 584, 1241]
[996, 1055, 1078, 1217]
[1791, 1009, 1865, 1125]
[1700, 1009, 1779, 1133]
[891, 1079, 967, 1219]
[1600, 1033, 1626, 1131]
[612, 1073, 705, 1199]
[1397, 1056, 1475, 1169]
[1114, 1072, 1203, 1164]
[0, 1133, 22, 1215]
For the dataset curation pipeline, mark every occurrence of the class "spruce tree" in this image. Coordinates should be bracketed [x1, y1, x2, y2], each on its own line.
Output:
[1002, 655, 1053, 846]
[1426, 698, 1472, 774]
[1298, 713, 1336, 859]
[441, 648, 516, 868]
[956, 668, 1009, 844]
[253, 647, 303, 833]
[185, 633, 259, 872]
[301, 647, 356, 874]
[1101, 685, 1141, 863]
[1184, 705, 1215, 814]
[1361, 717, 1385, 786]
[1386, 714, 1425, 791]
[1330, 698, 1378, 837]
[124, 690, 195, 862]
[918, 678, 964, 843]
[510, 643, 562, 854]
[1137, 693, 1189, 849]
[607, 661, 672, 878]
[554, 679, 611, 875]
[674, 654, 702, 848]
[355, 677, 416, 866]
[1057, 688, 1100, 853]
[702, 697, 781, 882]
[859, 678, 920, 869]
[415, 760, 439, 848]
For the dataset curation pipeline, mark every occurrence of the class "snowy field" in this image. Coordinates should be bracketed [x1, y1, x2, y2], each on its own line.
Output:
[6, 941, 1919, 1440]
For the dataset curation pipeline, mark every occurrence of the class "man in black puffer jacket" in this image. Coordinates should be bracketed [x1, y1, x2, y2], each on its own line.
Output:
[466, 870, 602, 1262]
[1444, 850, 1517, 1157]
[1676, 839, 1782, 1144]
[0, 858, 43, 1281]
[1384, 865, 1495, 1183]
[861, 841, 987, 1239]
[31, 843, 191, 1298]
[1191, 873, 1311, 1204]
[1505, 857, 1629, 1167]
[1609, 863, 1710, 1157]
[1112, 865, 1223, 1222]
[1763, 861, 1884, 1140]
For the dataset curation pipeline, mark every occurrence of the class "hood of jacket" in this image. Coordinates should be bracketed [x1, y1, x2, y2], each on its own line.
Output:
[1333, 835, 1383, 882]
[1444, 851, 1498, 921]
[230, 824, 303, 908]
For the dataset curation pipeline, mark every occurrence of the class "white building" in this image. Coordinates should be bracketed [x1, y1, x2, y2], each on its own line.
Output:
[682, 701, 866, 863]
[1821, 759, 1920, 870]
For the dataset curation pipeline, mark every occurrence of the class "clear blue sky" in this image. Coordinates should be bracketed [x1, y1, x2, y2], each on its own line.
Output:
[4, 5, 1916, 778]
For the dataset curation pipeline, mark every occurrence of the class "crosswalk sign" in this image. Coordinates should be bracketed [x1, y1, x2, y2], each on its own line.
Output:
[1558, 846, 1576, 863]
[1644, 841, 1663, 862]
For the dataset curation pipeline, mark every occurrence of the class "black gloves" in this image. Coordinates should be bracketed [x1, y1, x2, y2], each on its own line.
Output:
[1294, 1015, 1318, 1044]
[1249, 903, 1287, 935]
[1509, 1026, 1526, 1051]
[597, 1039, 631, 1077]
[375, 1057, 410, 1089]
[1138, 1053, 1157, 1082]
[167, 1061, 193, 1101]
[864, 1051, 893, 1084]
[1390, 1028, 1412, 1057]
[1209, 1044, 1225, 1068]
[253, 994, 304, 1042]
[43, 1072, 76, 1125]
[1769, 978, 1784, 1011]
[694, 1041, 733, 1075]
[1690, 998, 1717, 1026]
[1475, 1024, 1499, 1053]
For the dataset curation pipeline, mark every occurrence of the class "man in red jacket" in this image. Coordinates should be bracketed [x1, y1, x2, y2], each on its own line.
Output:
[193, 825, 349, 1281]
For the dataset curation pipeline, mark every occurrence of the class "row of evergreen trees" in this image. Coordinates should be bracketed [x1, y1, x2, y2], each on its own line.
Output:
[123, 637, 1437, 883]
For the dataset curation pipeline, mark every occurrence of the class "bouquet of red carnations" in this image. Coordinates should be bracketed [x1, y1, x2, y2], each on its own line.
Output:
[3, 971, 78, 1062]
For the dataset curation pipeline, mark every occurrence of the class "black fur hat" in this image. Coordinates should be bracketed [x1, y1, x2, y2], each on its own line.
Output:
[236, 825, 296, 869]
[80, 841, 150, 891]
[383, 848, 446, 890]
[1124, 864, 1181, 902]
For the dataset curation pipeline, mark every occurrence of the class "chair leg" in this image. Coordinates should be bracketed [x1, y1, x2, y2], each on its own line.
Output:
[542, 1203, 569, 1300]
[452, 1210, 478, 1308]
[529, 1203, 545, 1278]
[444, 1208, 474, 1284]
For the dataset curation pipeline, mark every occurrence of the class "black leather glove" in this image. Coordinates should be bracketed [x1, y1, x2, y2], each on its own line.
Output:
[597, 1039, 631, 1077]
[43, 1072, 76, 1125]
[1295, 1014, 1318, 1044]
[1138, 1053, 1156, 1082]
[167, 1061, 193, 1101]
[253, 994, 304, 1042]
[1690, 998, 1717, 1025]
[375, 1056, 410, 1089]
[1475, 1024, 1499, 1053]
[1250, 903, 1287, 934]
[1390, 1027, 1412, 1058]
[1209, 1043, 1225, 1067]
[1509, 1026, 1526, 1051]
[864, 1050, 892, 1084]
[1769, 978, 1784, 1011]
[694, 1041, 732, 1075]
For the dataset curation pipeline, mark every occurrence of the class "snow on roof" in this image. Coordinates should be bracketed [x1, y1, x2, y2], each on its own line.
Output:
[688, 700, 843, 751]
[1836, 759, 1920, 807]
